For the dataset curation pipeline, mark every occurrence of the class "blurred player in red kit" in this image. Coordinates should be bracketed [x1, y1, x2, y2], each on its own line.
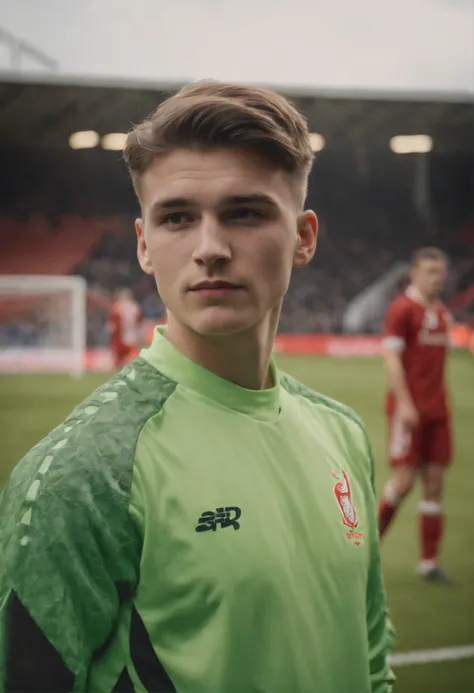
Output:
[378, 247, 453, 583]
[108, 288, 143, 369]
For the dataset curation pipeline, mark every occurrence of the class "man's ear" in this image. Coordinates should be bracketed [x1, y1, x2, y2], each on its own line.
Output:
[293, 211, 318, 268]
[135, 219, 154, 275]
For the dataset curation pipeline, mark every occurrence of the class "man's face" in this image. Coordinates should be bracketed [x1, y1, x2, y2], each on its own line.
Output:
[411, 258, 448, 299]
[135, 148, 317, 337]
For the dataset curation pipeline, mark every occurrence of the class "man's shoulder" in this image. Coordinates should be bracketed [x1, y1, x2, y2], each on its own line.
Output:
[387, 293, 414, 315]
[437, 301, 450, 317]
[280, 371, 365, 435]
[69, 357, 176, 449]
[3, 358, 177, 504]
[279, 373, 375, 492]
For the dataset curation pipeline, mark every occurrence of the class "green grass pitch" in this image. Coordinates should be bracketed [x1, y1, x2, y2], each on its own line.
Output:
[1, 352, 473, 692]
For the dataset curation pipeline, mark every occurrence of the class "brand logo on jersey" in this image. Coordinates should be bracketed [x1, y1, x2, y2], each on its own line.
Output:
[332, 470, 365, 547]
[418, 331, 449, 346]
[195, 507, 241, 532]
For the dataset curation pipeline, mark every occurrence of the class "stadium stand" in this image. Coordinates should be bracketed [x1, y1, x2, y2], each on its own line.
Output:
[0, 81, 473, 346]
[0, 168, 472, 345]
[0, 216, 114, 275]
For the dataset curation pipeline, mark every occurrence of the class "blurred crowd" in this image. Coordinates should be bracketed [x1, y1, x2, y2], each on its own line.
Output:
[75, 220, 473, 347]
[0, 149, 473, 348]
[74, 150, 474, 344]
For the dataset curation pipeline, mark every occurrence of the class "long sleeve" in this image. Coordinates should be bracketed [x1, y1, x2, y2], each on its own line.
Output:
[0, 423, 142, 692]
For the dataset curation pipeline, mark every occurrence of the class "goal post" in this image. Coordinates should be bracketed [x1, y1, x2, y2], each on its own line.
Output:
[0, 275, 87, 377]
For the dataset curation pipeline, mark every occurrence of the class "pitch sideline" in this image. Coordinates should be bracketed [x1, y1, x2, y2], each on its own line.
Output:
[389, 644, 474, 667]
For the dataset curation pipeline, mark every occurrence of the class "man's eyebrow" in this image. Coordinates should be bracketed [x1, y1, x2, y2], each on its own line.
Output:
[150, 193, 278, 214]
[151, 197, 193, 212]
[221, 194, 277, 206]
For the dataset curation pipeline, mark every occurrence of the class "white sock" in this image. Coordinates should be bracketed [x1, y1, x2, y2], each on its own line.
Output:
[417, 559, 437, 575]
[418, 500, 442, 516]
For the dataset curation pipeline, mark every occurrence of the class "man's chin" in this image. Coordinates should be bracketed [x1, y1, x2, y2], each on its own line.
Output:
[194, 322, 251, 338]
[190, 310, 256, 338]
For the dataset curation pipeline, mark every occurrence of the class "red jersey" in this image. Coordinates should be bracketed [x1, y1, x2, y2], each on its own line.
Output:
[109, 299, 143, 347]
[383, 286, 451, 419]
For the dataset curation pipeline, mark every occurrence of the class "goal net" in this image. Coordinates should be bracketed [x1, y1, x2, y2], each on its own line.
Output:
[0, 275, 87, 376]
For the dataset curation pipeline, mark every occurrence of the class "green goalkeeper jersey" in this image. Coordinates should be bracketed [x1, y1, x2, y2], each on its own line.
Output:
[0, 328, 394, 693]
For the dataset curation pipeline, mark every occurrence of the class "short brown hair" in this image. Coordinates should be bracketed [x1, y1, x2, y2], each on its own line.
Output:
[123, 80, 313, 205]
[411, 247, 448, 266]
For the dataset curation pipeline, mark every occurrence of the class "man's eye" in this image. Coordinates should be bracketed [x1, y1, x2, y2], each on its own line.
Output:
[161, 212, 192, 227]
[229, 208, 264, 223]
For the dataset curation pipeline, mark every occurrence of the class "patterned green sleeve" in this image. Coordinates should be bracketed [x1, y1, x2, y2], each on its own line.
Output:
[0, 370, 149, 692]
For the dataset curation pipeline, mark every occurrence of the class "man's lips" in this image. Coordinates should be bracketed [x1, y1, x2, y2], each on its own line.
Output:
[190, 281, 242, 291]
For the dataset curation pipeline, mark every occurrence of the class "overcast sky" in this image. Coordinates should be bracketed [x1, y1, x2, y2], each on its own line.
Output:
[1, 0, 473, 95]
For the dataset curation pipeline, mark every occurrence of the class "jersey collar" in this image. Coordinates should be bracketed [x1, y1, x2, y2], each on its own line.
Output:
[406, 285, 440, 308]
[141, 327, 281, 422]
[405, 285, 426, 305]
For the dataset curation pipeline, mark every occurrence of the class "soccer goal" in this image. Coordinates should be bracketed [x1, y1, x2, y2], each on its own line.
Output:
[0, 275, 87, 377]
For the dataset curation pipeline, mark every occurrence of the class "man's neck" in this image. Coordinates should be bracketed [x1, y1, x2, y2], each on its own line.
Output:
[407, 284, 438, 306]
[164, 314, 278, 390]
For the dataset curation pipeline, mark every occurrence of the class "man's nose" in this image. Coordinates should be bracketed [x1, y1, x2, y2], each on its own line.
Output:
[192, 218, 232, 266]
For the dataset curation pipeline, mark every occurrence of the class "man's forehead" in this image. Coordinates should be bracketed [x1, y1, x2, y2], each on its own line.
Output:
[417, 258, 447, 269]
[140, 148, 293, 208]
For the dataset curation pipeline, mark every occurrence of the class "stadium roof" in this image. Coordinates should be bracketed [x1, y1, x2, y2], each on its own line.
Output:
[0, 72, 473, 153]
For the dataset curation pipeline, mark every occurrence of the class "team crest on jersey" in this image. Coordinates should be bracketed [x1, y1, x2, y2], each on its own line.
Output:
[333, 469, 358, 528]
[423, 308, 439, 330]
[332, 469, 365, 547]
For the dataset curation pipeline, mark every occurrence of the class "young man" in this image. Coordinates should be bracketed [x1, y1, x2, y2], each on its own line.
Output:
[378, 247, 452, 582]
[0, 82, 394, 692]
[108, 288, 143, 369]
